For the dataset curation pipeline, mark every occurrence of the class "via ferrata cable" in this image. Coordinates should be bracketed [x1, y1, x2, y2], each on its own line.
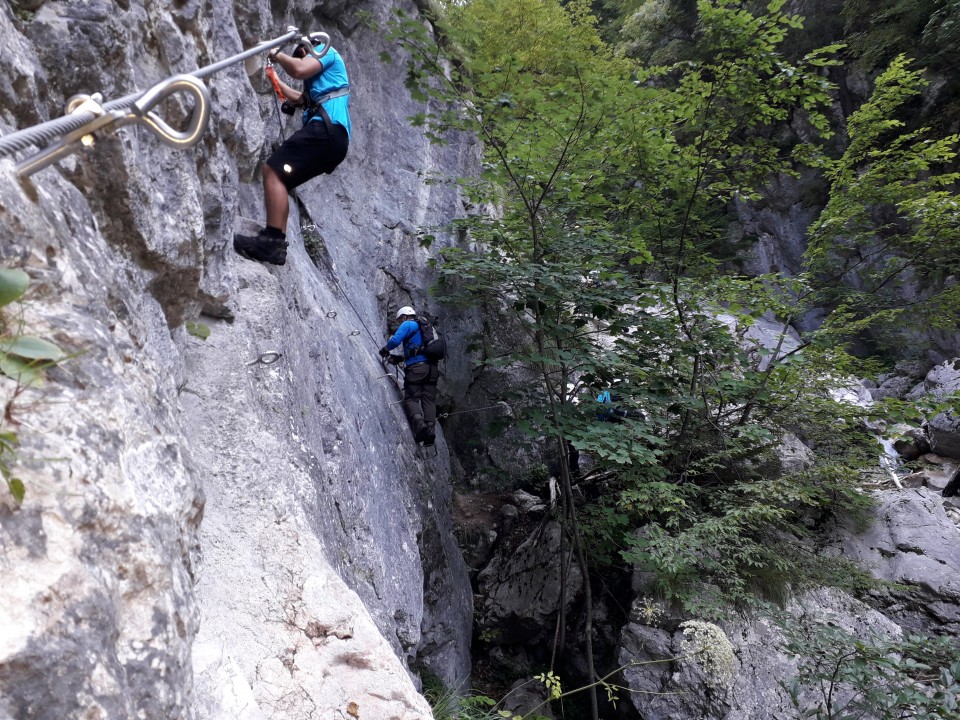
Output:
[0, 27, 305, 177]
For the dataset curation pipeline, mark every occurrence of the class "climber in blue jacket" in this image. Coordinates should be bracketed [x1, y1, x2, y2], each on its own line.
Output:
[379, 306, 440, 446]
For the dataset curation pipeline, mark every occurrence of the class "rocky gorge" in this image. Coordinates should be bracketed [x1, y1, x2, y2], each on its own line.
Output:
[1, 1, 959, 719]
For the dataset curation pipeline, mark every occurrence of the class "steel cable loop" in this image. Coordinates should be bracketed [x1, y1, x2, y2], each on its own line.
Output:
[0, 28, 301, 163]
[130, 74, 211, 148]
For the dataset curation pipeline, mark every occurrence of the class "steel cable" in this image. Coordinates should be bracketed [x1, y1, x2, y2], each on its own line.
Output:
[0, 28, 301, 160]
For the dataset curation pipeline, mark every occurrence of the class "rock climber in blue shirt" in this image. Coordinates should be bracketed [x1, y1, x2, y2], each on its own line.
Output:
[235, 37, 351, 266]
[380, 306, 440, 446]
[596, 389, 643, 422]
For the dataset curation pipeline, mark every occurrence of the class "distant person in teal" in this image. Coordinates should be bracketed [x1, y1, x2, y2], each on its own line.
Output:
[235, 37, 351, 266]
[596, 389, 643, 422]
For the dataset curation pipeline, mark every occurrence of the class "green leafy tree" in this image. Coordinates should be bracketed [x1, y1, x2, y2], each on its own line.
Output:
[783, 619, 960, 719]
[388, 1, 957, 714]
[804, 54, 960, 357]
[390, 2, 648, 713]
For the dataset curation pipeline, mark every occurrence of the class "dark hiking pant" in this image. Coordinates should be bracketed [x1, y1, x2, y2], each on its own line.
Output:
[403, 362, 440, 434]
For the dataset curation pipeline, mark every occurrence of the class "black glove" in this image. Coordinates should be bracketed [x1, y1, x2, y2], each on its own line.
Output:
[379, 346, 390, 358]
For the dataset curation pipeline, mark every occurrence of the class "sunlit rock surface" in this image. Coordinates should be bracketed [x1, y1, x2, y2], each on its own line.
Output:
[0, 0, 476, 717]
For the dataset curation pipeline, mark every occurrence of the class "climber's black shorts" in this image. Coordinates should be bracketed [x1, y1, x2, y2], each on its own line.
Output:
[266, 120, 349, 190]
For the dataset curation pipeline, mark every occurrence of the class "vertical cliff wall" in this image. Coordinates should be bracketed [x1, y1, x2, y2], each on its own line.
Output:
[0, 0, 474, 718]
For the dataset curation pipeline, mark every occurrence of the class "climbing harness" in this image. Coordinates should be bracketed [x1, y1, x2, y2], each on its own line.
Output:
[302, 86, 351, 135]
[0, 26, 333, 178]
[246, 350, 283, 366]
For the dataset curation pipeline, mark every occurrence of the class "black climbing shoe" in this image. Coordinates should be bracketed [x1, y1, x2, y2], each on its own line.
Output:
[421, 426, 436, 447]
[234, 231, 288, 266]
[411, 415, 425, 442]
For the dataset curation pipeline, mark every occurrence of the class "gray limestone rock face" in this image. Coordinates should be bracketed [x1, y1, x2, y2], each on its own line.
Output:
[0, 165, 203, 719]
[873, 374, 917, 400]
[500, 678, 556, 719]
[475, 520, 582, 645]
[898, 456, 959, 492]
[734, 173, 819, 281]
[618, 589, 901, 720]
[745, 432, 816, 481]
[828, 488, 960, 631]
[904, 359, 960, 458]
[891, 425, 931, 461]
[616, 480, 960, 720]
[1, 0, 477, 715]
[929, 411, 960, 460]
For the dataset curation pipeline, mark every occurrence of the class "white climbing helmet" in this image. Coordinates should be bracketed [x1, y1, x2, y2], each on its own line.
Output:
[396, 306, 416, 319]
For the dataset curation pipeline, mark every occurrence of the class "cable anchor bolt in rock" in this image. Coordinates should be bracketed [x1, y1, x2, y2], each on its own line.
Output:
[246, 350, 283, 366]
[16, 74, 211, 177]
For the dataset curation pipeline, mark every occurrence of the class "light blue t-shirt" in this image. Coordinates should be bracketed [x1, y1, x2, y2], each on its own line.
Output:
[303, 44, 351, 138]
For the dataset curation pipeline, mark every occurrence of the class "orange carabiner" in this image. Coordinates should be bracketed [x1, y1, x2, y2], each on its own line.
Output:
[265, 65, 286, 102]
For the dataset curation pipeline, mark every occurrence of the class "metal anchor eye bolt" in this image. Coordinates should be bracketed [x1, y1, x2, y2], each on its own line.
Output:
[300, 32, 331, 60]
[126, 74, 212, 148]
[13, 75, 212, 177]
[246, 351, 283, 366]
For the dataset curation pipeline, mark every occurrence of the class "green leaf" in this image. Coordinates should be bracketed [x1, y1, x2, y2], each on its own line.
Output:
[0, 432, 18, 455]
[0, 268, 29, 307]
[186, 322, 210, 340]
[7, 477, 25, 504]
[0, 352, 44, 385]
[0, 336, 64, 361]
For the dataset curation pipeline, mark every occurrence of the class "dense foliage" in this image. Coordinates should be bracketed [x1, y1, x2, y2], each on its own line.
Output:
[386, 0, 959, 716]
[605, 0, 960, 127]
[782, 619, 960, 719]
